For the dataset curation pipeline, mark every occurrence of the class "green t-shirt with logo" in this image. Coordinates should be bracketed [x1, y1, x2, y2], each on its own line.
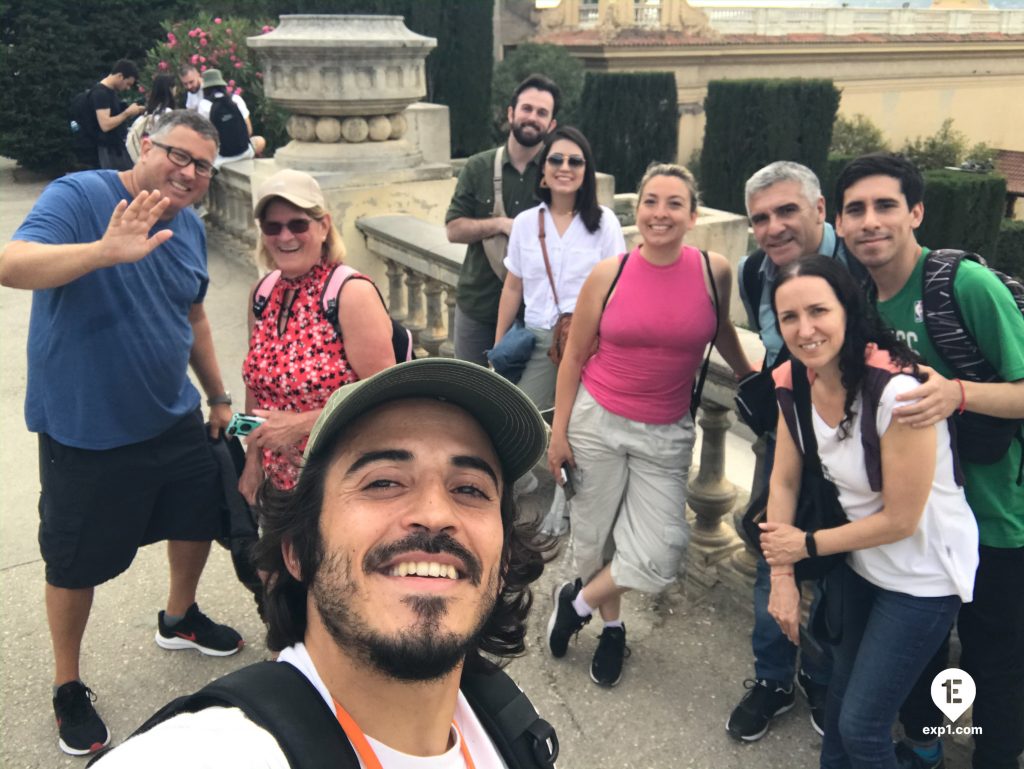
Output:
[876, 248, 1024, 548]
[445, 147, 542, 325]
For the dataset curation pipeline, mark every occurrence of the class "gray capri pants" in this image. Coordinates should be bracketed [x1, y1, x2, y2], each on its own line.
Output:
[567, 384, 695, 593]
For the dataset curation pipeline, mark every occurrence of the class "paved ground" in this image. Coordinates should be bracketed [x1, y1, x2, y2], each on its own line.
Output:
[0, 158, 976, 768]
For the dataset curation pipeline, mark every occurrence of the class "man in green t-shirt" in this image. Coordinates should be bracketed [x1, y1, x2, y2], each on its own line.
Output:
[445, 74, 559, 366]
[836, 152, 1024, 769]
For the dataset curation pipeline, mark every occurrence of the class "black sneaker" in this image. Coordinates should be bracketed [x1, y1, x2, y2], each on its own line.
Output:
[797, 670, 827, 737]
[52, 681, 110, 756]
[590, 624, 630, 687]
[546, 579, 590, 658]
[726, 678, 796, 741]
[895, 740, 945, 769]
[155, 602, 243, 656]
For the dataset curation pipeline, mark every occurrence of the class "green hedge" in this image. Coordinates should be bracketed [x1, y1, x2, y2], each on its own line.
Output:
[994, 219, 1024, 280]
[919, 170, 1005, 264]
[700, 79, 840, 215]
[578, 72, 677, 193]
[823, 153, 856, 221]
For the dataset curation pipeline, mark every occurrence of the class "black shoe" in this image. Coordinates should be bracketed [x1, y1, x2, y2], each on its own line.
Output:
[155, 602, 243, 656]
[590, 624, 630, 687]
[797, 670, 827, 737]
[546, 579, 590, 658]
[895, 740, 945, 769]
[53, 681, 110, 756]
[726, 678, 796, 741]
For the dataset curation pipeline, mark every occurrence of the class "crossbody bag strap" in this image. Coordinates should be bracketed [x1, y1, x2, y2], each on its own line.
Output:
[790, 359, 826, 478]
[537, 208, 562, 313]
[492, 146, 506, 218]
[690, 249, 720, 419]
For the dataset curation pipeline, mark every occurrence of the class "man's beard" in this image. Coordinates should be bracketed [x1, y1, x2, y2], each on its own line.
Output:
[311, 531, 499, 682]
[511, 120, 545, 148]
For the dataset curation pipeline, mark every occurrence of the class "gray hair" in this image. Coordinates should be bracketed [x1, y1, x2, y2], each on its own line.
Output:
[149, 109, 220, 150]
[744, 161, 821, 216]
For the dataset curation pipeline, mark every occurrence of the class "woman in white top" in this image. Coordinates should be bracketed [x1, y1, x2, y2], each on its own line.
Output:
[494, 126, 625, 413]
[760, 255, 978, 769]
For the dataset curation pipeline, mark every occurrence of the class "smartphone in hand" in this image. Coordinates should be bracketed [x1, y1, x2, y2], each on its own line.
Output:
[225, 413, 266, 438]
[560, 462, 576, 501]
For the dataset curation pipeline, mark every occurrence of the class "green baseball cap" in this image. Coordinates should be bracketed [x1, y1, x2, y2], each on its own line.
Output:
[304, 359, 546, 483]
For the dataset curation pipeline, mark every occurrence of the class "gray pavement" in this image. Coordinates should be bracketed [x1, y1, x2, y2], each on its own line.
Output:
[0, 158, 965, 768]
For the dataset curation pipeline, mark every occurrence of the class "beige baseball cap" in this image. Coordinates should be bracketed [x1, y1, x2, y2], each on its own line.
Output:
[253, 169, 326, 219]
[303, 358, 547, 484]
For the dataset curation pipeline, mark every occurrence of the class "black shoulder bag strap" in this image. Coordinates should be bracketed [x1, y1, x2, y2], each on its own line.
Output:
[740, 250, 766, 333]
[460, 658, 559, 769]
[690, 249, 720, 419]
[118, 662, 357, 769]
[790, 359, 822, 470]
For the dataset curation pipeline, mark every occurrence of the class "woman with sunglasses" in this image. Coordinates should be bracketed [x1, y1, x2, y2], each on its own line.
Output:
[760, 256, 977, 769]
[238, 170, 396, 502]
[494, 126, 625, 413]
[545, 162, 753, 687]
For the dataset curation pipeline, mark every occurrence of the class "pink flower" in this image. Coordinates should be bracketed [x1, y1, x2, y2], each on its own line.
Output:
[261, 25, 273, 33]
[228, 79, 236, 87]
[200, 64, 207, 72]
[235, 87, 244, 96]
[190, 54, 200, 64]
[255, 72, 263, 79]
[199, 56, 206, 62]
[234, 61, 243, 68]
[158, 61, 169, 70]
[200, 38, 208, 47]
[188, 29, 198, 38]
[168, 40, 177, 49]
[167, 32, 176, 42]
[214, 17, 222, 24]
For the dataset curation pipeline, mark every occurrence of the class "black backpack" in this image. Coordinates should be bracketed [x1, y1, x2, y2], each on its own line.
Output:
[208, 93, 250, 157]
[97, 657, 558, 769]
[921, 249, 1024, 479]
[69, 86, 101, 163]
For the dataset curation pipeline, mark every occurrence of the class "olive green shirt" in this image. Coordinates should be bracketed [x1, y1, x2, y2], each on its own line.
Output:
[445, 145, 542, 324]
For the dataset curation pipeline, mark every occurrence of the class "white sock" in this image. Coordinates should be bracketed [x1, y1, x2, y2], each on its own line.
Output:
[603, 619, 623, 629]
[572, 592, 593, 618]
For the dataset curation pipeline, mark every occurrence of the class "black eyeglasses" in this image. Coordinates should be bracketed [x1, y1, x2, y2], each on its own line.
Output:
[151, 141, 217, 178]
[546, 153, 586, 169]
[259, 219, 314, 236]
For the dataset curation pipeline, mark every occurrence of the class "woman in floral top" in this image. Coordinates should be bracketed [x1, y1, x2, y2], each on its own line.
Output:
[239, 170, 395, 499]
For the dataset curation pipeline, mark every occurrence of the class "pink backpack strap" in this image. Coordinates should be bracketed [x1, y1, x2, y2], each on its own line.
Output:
[252, 270, 282, 319]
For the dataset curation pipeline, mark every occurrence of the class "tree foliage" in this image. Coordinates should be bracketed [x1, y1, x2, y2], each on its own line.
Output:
[490, 43, 584, 145]
[700, 79, 840, 214]
[578, 72, 678, 194]
[918, 170, 1006, 264]
[830, 113, 888, 156]
[994, 219, 1024, 280]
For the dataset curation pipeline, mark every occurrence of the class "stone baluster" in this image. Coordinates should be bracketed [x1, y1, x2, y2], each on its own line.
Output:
[420, 279, 448, 357]
[686, 402, 743, 588]
[728, 433, 770, 585]
[440, 291, 457, 358]
[385, 260, 408, 323]
[404, 270, 428, 359]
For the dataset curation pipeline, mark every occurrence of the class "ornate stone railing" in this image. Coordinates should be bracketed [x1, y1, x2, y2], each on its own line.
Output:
[355, 212, 765, 592]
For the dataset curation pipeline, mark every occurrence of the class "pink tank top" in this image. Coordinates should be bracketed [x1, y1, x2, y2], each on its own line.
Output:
[581, 245, 717, 424]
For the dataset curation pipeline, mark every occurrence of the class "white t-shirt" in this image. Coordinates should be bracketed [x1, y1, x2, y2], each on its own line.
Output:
[185, 89, 203, 112]
[814, 374, 979, 601]
[504, 202, 625, 330]
[197, 93, 250, 121]
[93, 643, 509, 769]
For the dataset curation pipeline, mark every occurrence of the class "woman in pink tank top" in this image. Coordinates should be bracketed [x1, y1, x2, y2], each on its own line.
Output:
[544, 164, 754, 687]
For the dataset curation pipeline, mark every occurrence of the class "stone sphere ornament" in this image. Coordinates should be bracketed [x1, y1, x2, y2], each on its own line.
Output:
[315, 117, 342, 143]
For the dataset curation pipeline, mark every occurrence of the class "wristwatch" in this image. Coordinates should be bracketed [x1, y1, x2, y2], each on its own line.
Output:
[207, 392, 232, 407]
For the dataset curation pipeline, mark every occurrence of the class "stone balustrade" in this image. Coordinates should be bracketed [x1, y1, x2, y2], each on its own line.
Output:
[355, 212, 765, 593]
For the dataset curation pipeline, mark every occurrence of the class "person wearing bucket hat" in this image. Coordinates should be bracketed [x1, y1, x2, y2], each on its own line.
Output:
[239, 169, 397, 502]
[197, 68, 265, 168]
[93, 359, 558, 768]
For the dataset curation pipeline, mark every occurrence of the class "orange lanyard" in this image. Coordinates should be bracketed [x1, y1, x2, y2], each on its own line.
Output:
[332, 699, 476, 769]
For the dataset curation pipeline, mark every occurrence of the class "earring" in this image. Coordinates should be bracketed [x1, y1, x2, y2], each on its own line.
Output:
[539, 177, 549, 188]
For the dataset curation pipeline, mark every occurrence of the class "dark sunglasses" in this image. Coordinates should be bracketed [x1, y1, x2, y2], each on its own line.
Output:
[546, 153, 586, 169]
[259, 218, 314, 236]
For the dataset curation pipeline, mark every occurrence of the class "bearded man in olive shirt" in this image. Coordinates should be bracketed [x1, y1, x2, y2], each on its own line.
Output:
[445, 74, 560, 365]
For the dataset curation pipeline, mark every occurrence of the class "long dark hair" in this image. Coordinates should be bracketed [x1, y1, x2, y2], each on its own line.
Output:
[771, 255, 919, 439]
[145, 74, 176, 115]
[536, 126, 603, 233]
[253, 438, 555, 661]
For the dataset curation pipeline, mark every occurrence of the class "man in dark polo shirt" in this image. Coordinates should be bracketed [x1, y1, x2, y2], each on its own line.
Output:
[445, 74, 560, 365]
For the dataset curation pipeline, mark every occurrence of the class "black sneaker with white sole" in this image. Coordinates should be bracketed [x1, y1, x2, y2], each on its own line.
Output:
[726, 678, 795, 741]
[797, 670, 827, 737]
[547, 579, 590, 658]
[155, 602, 243, 656]
[590, 624, 630, 687]
[53, 681, 110, 756]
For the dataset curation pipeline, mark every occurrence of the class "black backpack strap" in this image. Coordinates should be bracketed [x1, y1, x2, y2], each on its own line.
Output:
[601, 251, 630, 309]
[740, 249, 767, 332]
[460, 657, 558, 769]
[125, 662, 357, 769]
[691, 249, 720, 420]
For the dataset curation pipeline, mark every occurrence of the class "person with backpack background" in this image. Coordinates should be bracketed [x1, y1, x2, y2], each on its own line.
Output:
[760, 254, 979, 769]
[238, 169, 397, 503]
[91, 358, 559, 769]
[835, 153, 1024, 769]
[125, 74, 177, 163]
[197, 69, 266, 169]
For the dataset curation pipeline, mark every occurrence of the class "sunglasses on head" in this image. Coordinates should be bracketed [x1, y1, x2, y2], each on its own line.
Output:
[259, 218, 314, 236]
[546, 153, 586, 169]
